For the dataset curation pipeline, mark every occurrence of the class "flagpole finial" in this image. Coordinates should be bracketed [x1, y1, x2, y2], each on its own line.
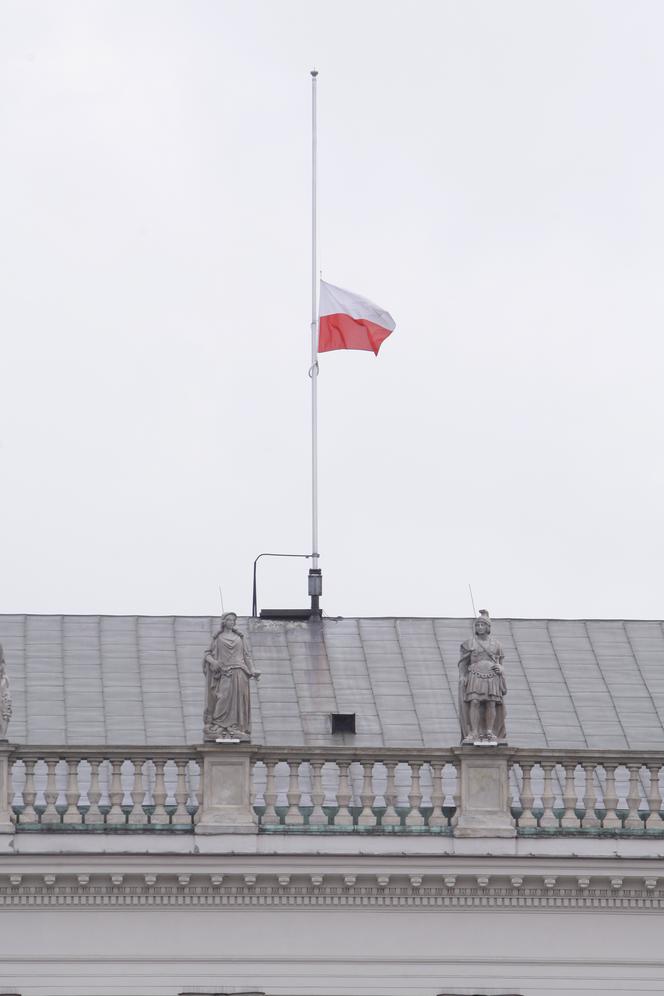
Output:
[310, 68, 318, 77]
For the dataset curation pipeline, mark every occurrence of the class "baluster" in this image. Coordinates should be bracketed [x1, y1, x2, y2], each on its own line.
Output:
[106, 758, 126, 825]
[62, 758, 82, 825]
[561, 762, 579, 829]
[419, 761, 433, 824]
[356, 761, 377, 827]
[381, 760, 400, 827]
[539, 763, 557, 828]
[518, 762, 538, 828]
[84, 759, 104, 825]
[645, 763, 663, 830]
[334, 761, 353, 827]
[129, 759, 148, 826]
[261, 759, 279, 825]
[85, 757, 105, 826]
[8, 761, 19, 822]
[172, 759, 191, 825]
[165, 760, 181, 823]
[582, 763, 601, 829]
[19, 758, 38, 825]
[250, 760, 262, 821]
[601, 763, 621, 829]
[308, 760, 328, 826]
[285, 759, 304, 826]
[446, 762, 460, 825]
[98, 759, 112, 822]
[348, 761, 361, 817]
[428, 761, 445, 828]
[406, 761, 425, 827]
[55, 759, 69, 820]
[624, 763, 644, 830]
[42, 757, 60, 824]
[187, 760, 200, 820]
[151, 758, 169, 825]
[508, 764, 521, 823]
[32, 759, 46, 823]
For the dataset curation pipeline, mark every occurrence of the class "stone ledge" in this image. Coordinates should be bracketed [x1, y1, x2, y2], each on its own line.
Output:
[0, 869, 662, 910]
[4, 829, 664, 859]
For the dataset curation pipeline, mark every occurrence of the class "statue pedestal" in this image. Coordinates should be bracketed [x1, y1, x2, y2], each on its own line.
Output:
[0, 744, 14, 834]
[195, 744, 257, 835]
[453, 746, 516, 838]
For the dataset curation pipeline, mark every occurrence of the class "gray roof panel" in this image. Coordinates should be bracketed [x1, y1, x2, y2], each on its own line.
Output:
[1, 614, 664, 748]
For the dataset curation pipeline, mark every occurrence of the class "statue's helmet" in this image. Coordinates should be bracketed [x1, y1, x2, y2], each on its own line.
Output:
[474, 609, 491, 632]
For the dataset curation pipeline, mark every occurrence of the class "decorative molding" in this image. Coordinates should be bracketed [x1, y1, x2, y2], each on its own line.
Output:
[0, 876, 664, 910]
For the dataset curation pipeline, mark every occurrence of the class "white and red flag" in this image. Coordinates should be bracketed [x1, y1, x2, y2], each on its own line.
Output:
[318, 280, 395, 356]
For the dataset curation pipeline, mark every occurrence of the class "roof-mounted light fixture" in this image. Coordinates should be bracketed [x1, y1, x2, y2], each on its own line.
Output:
[251, 552, 316, 618]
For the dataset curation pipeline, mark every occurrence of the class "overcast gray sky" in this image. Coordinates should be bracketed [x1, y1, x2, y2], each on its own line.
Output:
[1, 1, 663, 619]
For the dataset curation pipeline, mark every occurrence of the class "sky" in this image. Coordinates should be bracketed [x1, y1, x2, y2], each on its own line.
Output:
[1, 0, 663, 620]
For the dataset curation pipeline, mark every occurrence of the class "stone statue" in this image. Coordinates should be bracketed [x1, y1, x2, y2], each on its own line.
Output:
[0, 644, 11, 740]
[458, 610, 507, 744]
[203, 613, 260, 741]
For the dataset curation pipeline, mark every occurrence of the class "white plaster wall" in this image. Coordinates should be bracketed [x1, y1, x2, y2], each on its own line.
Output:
[0, 906, 662, 996]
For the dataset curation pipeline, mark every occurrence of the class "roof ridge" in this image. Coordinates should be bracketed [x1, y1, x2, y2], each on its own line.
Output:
[2, 613, 664, 623]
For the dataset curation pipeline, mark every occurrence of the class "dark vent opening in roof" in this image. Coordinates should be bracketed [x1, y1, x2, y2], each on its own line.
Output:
[331, 713, 356, 735]
[259, 608, 311, 620]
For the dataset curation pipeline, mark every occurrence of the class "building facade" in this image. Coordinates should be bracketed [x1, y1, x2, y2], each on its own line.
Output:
[0, 614, 662, 996]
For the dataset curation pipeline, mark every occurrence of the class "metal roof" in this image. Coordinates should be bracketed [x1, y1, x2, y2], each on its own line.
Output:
[1, 614, 663, 748]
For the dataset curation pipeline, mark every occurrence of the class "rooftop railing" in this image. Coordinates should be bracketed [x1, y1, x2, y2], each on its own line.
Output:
[2, 745, 664, 834]
[251, 749, 458, 832]
[8, 748, 200, 831]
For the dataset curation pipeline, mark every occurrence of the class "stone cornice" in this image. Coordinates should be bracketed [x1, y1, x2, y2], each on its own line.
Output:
[2, 851, 663, 879]
[0, 869, 663, 910]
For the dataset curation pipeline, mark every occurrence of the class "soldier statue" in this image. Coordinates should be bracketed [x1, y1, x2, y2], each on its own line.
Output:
[458, 610, 507, 744]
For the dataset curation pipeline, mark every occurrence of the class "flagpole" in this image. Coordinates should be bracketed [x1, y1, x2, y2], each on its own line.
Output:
[308, 68, 322, 617]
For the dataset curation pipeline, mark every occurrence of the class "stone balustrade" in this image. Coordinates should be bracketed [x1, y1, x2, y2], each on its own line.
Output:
[6, 749, 201, 830]
[1, 745, 664, 834]
[251, 750, 459, 830]
[509, 750, 664, 832]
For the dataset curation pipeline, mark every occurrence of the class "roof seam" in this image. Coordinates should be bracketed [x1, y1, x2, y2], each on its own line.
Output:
[356, 620, 385, 745]
[285, 624, 322, 747]
[319, 625, 341, 723]
[60, 615, 68, 745]
[508, 620, 549, 748]
[171, 617, 188, 744]
[433, 620, 469, 732]
[253, 623, 305, 745]
[23, 615, 29, 742]
[583, 620, 629, 749]
[545, 620, 588, 748]
[135, 617, 148, 745]
[623, 621, 664, 731]
[96, 616, 108, 744]
[430, 619, 459, 726]
[393, 620, 425, 746]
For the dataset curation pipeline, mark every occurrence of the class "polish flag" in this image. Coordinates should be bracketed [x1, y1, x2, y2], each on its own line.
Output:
[318, 280, 395, 356]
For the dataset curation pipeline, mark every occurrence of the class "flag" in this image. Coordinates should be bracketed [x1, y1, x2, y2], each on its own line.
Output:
[318, 280, 395, 355]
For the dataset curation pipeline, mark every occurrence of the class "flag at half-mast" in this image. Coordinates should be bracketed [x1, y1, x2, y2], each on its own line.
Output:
[318, 280, 395, 356]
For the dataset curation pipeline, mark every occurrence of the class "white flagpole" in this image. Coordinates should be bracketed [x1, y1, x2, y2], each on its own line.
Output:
[308, 69, 322, 616]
